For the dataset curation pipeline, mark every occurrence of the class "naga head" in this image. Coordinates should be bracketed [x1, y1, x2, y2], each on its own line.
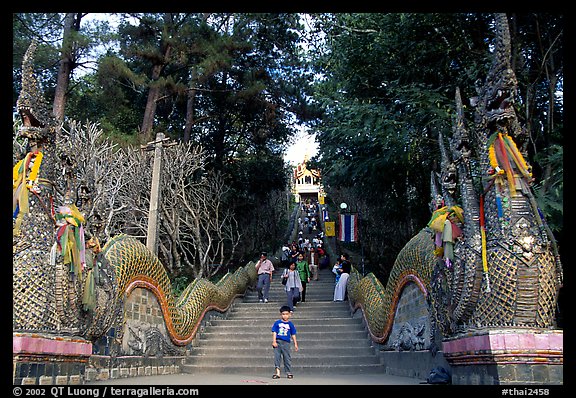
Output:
[472, 13, 521, 140]
[16, 40, 59, 147]
[428, 13, 562, 336]
[13, 40, 123, 342]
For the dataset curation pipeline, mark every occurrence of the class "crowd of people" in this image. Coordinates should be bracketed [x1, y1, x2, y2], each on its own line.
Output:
[277, 199, 352, 308]
[258, 196, 355, 300]
[263, 198, 354, 379]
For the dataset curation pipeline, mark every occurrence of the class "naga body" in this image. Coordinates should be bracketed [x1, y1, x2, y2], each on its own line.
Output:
[348, 13, 562, 342]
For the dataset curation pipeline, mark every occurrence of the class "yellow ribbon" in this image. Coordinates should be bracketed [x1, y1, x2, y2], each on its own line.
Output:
[13, 151, 43, 235]
[27, 152, 43, 188]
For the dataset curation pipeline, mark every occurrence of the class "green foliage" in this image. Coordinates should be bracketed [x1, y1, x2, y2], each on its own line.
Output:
[307, 13, 563, 278]
[13, 13, 64, 103]
[171, 275, 192, 297]
[533, 144, 563, 233]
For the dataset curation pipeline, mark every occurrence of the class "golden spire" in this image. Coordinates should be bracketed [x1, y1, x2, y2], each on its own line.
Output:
[303, 144, 311, 164]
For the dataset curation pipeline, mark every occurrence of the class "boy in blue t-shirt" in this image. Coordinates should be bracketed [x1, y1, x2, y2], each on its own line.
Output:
[271, 305, 299, 379]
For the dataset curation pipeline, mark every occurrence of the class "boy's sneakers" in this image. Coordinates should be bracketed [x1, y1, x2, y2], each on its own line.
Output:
[264, 299, 269, 303]
[259, 299, 263, 303]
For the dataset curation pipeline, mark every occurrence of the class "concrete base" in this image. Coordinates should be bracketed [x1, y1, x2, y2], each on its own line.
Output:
[13, 332, 92, 385]
[86, 355, 185, 382]
[442, 328, 563, 385]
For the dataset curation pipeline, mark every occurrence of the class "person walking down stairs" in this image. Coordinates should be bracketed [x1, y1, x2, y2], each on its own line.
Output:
[271, 305, 299, 379]
[255, 251, 275, 303]
[308, 247, 319, 281]
[295, 252, 311, 302]
[281, 262, 303, 312]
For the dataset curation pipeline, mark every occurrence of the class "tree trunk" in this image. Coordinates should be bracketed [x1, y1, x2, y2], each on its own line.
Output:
[140, 64, 163, 141]
[183, 69, 197, 143]
[53, 13, 80, 123]
[140, 44, 172, 141]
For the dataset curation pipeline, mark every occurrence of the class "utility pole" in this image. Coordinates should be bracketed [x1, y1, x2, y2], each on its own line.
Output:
[142, 132, 176, 256]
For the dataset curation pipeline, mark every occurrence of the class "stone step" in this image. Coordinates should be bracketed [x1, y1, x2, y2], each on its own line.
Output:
[185, 354, 381, 367]
[255, 281, 336, 288]
[184, 264, 384, 375]
[244, 289, 338, 295]
[231, 301, 351, 310]
[195, 337, 372, 349]
[207, 317, 361, 327]
[228, 309, 352, 319]
[189, 345, 376, 356]
[243, 297, 336, 303]
[221, 306, 354, 318]
[181, 363, 385, 375]
[264, 283, 336, 289]
[243, 291, 337, 300]
[197, 330, 370, 341]
[200, 323, 365, 333]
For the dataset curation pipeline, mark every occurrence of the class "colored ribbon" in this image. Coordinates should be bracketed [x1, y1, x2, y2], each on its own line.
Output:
[55, 204, 86, 277]
[82, 269, 96, 311]
[488, 132, 532, 194]
[13, 151, 43, 234]
[479, 194, 491, 292]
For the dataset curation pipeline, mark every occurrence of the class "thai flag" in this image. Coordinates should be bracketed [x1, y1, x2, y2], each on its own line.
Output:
[338, 214, 358, 242]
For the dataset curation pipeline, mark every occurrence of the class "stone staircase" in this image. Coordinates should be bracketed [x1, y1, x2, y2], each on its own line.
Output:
[182, 267, 384, 375]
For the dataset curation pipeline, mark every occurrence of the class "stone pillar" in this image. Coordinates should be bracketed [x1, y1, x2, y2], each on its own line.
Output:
[442, 328, 563, 385]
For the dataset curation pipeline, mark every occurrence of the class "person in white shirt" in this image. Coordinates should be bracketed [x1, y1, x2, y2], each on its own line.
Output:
[256, 252, 275, 303]
[308, 247, 319, 281]
[334, 255, 351, 301]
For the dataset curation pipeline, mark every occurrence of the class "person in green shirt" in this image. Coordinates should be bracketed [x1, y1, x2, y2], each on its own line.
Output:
[295, 252, 311, 302]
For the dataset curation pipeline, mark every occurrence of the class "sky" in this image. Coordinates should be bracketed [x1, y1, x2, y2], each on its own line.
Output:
[284, 126, 319, 166]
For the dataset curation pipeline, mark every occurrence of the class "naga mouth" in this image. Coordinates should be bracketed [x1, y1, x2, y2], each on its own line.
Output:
[486, 88, 516, 122]
[488, 89, 513, 111]
[17, 102, 50, 142]
[20, 107, 41, 128]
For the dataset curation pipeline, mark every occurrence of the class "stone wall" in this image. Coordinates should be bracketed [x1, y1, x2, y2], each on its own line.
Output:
[13, 334, 92, 385]
[91, 287, 179, 357]
[381, 281, 435, 351]
[359, 280, 450, 381]
[121, 288, 175, 356]
[85, 286, 238, 384]
[443, 329, 563, 385]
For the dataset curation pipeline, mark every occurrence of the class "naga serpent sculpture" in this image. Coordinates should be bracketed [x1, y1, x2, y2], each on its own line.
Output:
[13, 13, 562, 356]
[13, 40, 257, 349]
[348, 13, 563, 344]
[102, 234, 257, 345]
